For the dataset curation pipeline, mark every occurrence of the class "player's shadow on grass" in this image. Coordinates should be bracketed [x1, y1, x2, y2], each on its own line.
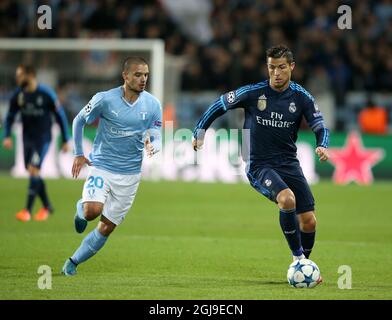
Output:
[164, 277, 288, 288]
[53, 273, 67, 278]
[238, 279, 288, 286]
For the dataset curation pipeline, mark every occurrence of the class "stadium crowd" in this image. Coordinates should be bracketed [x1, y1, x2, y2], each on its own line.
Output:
[1, 0, 391, 128]
[1, 0, 391, 90]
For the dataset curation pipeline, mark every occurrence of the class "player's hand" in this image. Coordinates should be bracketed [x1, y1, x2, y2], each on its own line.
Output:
[72, 155, 92, 178]
[315, 147, 329, 162]
[144, 137, 155, 157]
[61, 142, 70, 153]
[192, 137, 204, 151]
[2, 137, 13, 150]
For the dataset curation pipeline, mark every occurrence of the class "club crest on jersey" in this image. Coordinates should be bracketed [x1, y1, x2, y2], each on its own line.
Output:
[140, 111, 148, 120]
[227, 91, 236, 104]
[257, 94, 267, 111]
[289, 102, 296, 113]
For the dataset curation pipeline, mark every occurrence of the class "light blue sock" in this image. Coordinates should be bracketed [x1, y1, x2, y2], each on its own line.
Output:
[71, 228, 108, 265]
[77, 199, 86, 221]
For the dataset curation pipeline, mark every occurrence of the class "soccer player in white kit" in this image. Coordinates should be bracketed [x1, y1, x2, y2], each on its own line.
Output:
[62, 57, 162, 276]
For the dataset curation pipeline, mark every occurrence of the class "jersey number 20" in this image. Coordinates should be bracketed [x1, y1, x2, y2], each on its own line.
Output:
[87, 176, 104, 189]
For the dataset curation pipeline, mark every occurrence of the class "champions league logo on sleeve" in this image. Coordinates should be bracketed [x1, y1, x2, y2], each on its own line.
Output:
[313, 103, 322, 117]
[227, 91, 236, 104]
[84, 102, 92, 115]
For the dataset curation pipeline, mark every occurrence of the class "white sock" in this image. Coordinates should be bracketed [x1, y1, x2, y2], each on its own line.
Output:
[293, 254, 305, 261]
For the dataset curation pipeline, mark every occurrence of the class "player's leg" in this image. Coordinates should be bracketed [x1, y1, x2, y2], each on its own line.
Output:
[297, 210, 322, 284]
[62, 170, 140, 276]
[278, 163, 316, 259]
[280, 164, 323, 284]
[74, 201, 104, 233]
[247, 168, 303, 259]
[297, 211, 316, 259]
[64, 168, 109, 276]
[63, 201, 107, 276]
[74, 168, 109, 233]
[33, 141, 54, 221]
[15, 142, 37, 221]
[63, 215, 115, 276]
[276, 188, 304, 259]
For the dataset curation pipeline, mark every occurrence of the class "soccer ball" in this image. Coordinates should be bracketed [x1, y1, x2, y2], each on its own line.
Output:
[287, 258, 321, 288]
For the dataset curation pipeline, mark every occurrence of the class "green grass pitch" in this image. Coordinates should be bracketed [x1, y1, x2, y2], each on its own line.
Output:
[0, 175, 391, 299]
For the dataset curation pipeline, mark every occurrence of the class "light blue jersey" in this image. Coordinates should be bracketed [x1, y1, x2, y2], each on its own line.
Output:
[73, 86, 162, 174]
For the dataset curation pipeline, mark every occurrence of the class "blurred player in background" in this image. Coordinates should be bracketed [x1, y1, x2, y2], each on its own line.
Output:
[2, 64, 70, 222]
[193, 45, 329, 279]
[62, 57, 162, 276]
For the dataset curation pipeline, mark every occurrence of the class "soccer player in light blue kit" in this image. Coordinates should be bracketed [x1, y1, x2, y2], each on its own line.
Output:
[62, 57, 162, 276]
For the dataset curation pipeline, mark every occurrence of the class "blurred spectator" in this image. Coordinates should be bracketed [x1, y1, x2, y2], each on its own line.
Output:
[2, 0, 392, 130]
[358, 98, 388, 135]
[84, 0, 118, 31]
[305, 66, 331, 96]
[4, 0, 392, 94]
[161, 0, 213, 44]
[0, 0, 20, 37]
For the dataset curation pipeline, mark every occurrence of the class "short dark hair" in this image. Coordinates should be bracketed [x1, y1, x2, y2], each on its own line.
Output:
[123, 56, 148, 72]
[266, 45, 294, 64]
[17, 64, 36, 76]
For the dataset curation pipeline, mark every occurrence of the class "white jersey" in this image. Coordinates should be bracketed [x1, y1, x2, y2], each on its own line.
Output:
[73, 86, 162, 174]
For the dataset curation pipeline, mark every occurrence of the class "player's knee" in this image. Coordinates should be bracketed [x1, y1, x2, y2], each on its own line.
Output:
[277, 189, 296, 210]
[83, 204, 102, 221]
[300, 213, 317, 232]
[27, 165, 40, 176]
[98, 219, 116, 236]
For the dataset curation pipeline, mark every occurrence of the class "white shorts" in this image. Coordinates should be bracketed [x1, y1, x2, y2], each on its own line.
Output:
[82, 167, 141, 225]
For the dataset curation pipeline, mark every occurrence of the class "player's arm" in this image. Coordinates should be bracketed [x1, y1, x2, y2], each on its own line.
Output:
[53, 102, 71, 152]
[71, 93, 103, 178]
[145, 102, 162, 157]
[2, 92, 20, 149]
[46, 87, 71, 152]
[302, 95, 330, 162]
[192, 86, 249, 151]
